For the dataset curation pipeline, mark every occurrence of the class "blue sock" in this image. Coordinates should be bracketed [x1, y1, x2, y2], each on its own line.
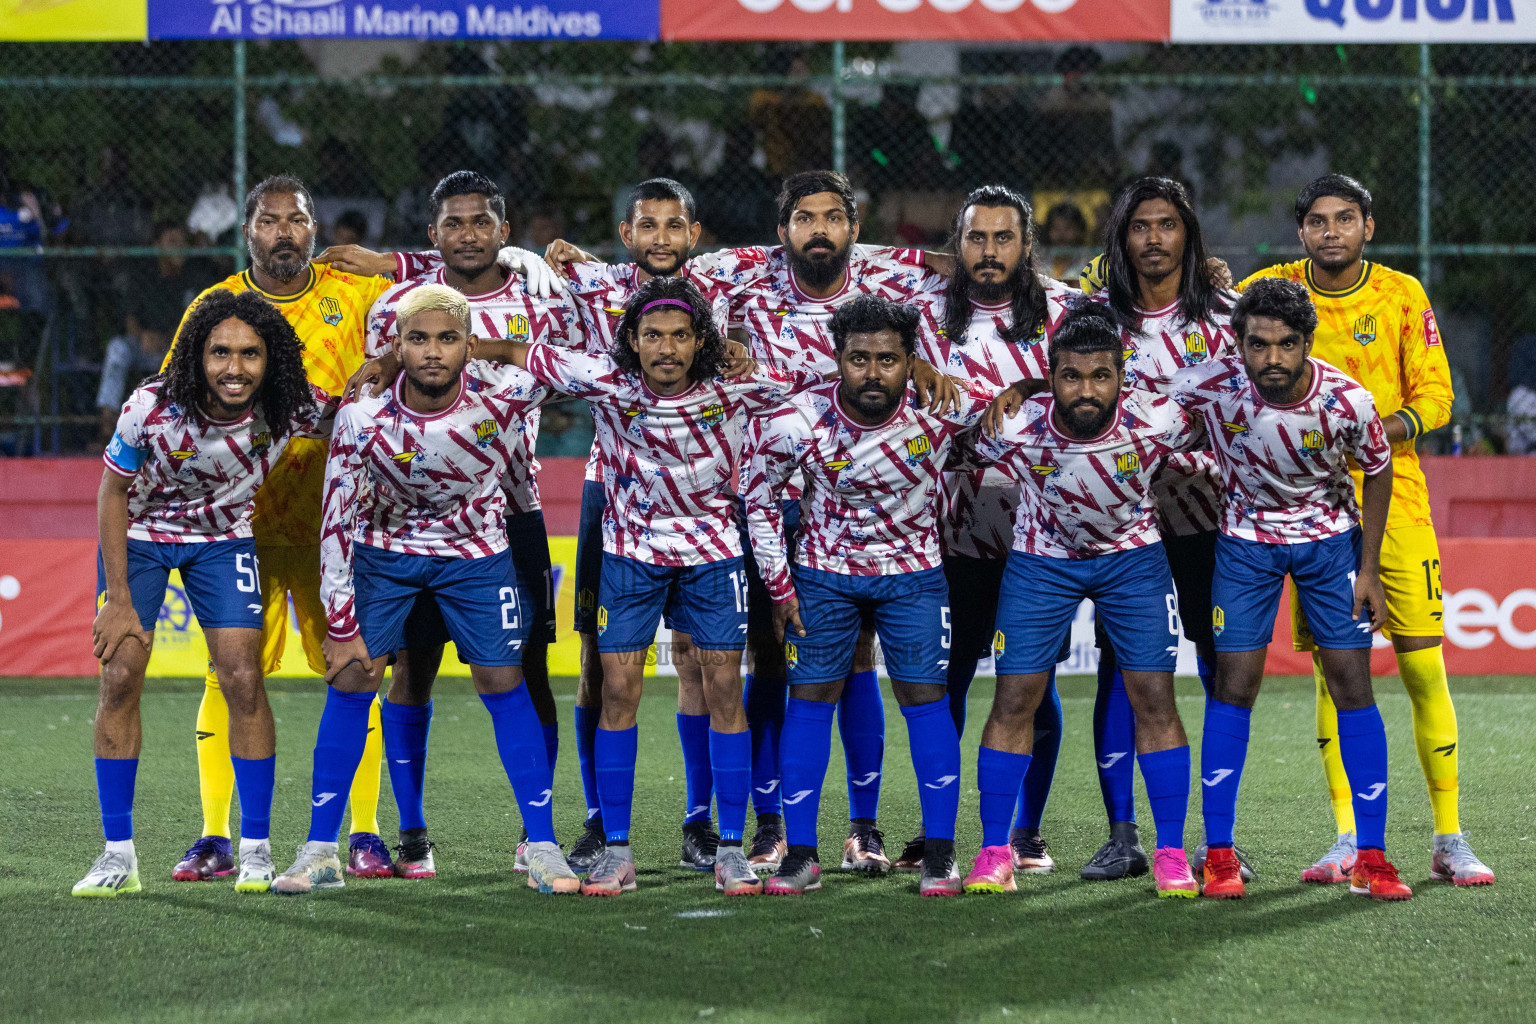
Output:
[1016, 673, 1062, 831]
[542, 721, 559, 778]
[839, 669, 884, 821]
[480, 687, 556, 844]
[902, 696, 961, 842]
[1137, 746, 1191, 851]
[779, 698, 836, 849]
[230, 755, 275, 841]
[1093, 664, 1138, 823]
[1200, 697, 1252, 848]
[709, 729, 751, 844]
[381, 699, 432, 833]
[308, 687, 376, 843]
[1337, 704, 1390, 850]
[573, 704, 601, 822]
[977, 746, 1031, 848]
[744, 671, 786, 817]
[1196, 655, 1216, 698]
[94, 757, 138, 841]
[594, 724, 638, 843]
[677, 712, 713, 824]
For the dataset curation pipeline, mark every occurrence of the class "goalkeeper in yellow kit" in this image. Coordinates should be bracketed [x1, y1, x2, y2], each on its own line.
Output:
[166, 176, 398, 881]
[1239, 174, 1493, 887]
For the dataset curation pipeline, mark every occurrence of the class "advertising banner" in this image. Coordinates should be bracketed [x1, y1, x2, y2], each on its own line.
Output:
[1171, 0, 1531, 43]
[0, 0, 145, 40]
[147, 0, 658, 40]
[661, 0, 1169, 42]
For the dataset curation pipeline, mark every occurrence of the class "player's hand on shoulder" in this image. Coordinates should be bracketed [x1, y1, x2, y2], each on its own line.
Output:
[541, 239, 596, 281]
[981, 379, 1044, 437]
[911, 358, 960, 415]
[314, 244, 395, 278]
[343, 350, 401, 402]
[1206, 256, 1233, 290]
[499, 246, 566, 300]
[92, 599, 150, 662]
[322, 635, 373, 683]
[722, 340, 757, 380]
[773, 598, 805, 643]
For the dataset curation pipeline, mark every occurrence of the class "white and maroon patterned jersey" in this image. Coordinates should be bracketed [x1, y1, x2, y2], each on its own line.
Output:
[1096, 293, 1238, 538]
[974, 388, 1203, 560]
[914, 277, 1076, 560]
[320, 365, 550, 640]
[105, 380, 333, 544]
[743, 380, 991, 603]
[523, 344, 819, 567]
[695, 245, 939, 376]
[366, 267, 580, 515]
[1168, 355, 1391, 545]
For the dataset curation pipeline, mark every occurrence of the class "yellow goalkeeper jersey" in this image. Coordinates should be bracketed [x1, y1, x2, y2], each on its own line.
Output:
[165, 264, 391, 546]
[1237, 259, 1453, 531]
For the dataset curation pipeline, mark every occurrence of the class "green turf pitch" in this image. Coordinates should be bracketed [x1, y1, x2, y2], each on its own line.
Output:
[1, 675, 1532, 1024]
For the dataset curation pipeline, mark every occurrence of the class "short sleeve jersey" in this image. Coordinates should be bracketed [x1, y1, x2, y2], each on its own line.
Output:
[973, 388, 1201, 559]
[1168, 354, 1391, 544]
[364, 267, 580, 514]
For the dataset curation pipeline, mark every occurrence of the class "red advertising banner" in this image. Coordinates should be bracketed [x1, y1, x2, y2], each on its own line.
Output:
[660, 0, 1169, 41]
[0, 540, 101, 677]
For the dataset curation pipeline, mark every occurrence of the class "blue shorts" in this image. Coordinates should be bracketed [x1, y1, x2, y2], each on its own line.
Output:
[993, 545, 1179, 675]
[573, 479, 605, 636]
[787, 564, 950, 686]
[598, 553, 749, 653]
[97, 537, 263, 632]
[1212, 529, 1372, 652]
[355, 545, 527, 667]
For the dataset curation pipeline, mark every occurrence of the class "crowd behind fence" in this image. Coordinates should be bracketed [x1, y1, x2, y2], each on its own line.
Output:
[1, 39, 1533, 455]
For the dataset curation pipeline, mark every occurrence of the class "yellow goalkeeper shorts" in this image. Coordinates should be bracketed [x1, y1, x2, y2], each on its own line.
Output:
[256, 543, 329, 675]
[1292, 524, 1443, 651]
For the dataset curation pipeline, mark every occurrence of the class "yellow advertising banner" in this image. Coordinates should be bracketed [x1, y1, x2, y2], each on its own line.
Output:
[0, 0, 146, 40]
[143, 536, 663, 679]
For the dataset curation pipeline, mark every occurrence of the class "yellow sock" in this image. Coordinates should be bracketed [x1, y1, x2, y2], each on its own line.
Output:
[196, 672, 235, 839]
[1312, 653, 1356, 835]
[1398, 645, 1460, 835]
[346, 695, 384, 837]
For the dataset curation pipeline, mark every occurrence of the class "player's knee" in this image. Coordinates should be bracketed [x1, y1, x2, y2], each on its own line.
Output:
[217, 665, 266, 718]
[890, 680, 941, 707]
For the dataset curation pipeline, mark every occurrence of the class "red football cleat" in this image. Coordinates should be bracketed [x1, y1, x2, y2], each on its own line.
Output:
[1200, 846, 1245, 899]
[1350, 849, 1413, 901]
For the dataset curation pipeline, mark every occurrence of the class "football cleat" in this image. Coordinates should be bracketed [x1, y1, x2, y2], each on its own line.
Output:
[1200, 846, 1245, 899]
[962, 845, 1017, 894]
[567, 819, 606, 874]
[524, 841, 580, 894]
[1193, 842, 1258, 882]
[580, 847, 637, 896]
[1010, 831, 1055, 874]
[72, 849, 141, 898]
[765, 848, 822, 895]
[172, 835, 235, 881]
[714, 846, 764, 896]
[394, 829, 437, 880]
[1081, 821, 1148, 881]
[679, 820, 721, 871]
[1350, 849, 1413, 901]
[346, 832, 393, 878]
[747, 820, 786, 873]
[892, 832, 926, 874]
[272, 841, 345, 895]
[1430, 833, 1494, 887]
[514, 826, 529, 873]
[234, 840, 275, 893]
[841, 823, 891, 875]
[1301, 832, 1357, 884]
[1152, 847, 1198, 899]
[918, 842, 962, 897]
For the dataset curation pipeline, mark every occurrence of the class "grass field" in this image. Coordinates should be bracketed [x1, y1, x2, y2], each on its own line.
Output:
[1, 673, 1532, 1024]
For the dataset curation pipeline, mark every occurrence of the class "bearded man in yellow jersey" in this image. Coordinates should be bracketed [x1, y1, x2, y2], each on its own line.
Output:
[165, 176, 398, 881]
[1239, 174, 1493, 887]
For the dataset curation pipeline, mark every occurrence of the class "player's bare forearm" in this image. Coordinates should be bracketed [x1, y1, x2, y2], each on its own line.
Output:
[543, 239, 597, 277]
[96, 471, 133, 603]
[1358, 461, 1393, 576]
[314, 244, 396, 278]
[911, 358, 959, 414]
[344, 350, 401, 400]
[922, 250, 955, 279]
[1383, 412, 1409, 445]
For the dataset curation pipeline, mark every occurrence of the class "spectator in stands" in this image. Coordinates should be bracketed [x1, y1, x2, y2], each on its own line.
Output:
[849, 83, 947, 195]
[749, 46, 831, 176]
[330, 209, 369, 247]
[1506, 334, 1536, 456]
[0, 164, 49, 313]
[696, 121, 777, 247]
[521, 203, 567, 254]
[534, 400, 596, 458]
[1041, 200, 1089, 282]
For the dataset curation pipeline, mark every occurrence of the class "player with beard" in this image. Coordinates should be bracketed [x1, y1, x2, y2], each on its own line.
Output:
[358, 171, 580, 878]
[75, 291, 334, 896]
[891, 185, 1078, 876]
[159, 176, 403, 884]
[962, 302, 1203, 899]
[1168, 279, 1411, 901]
[1238, 175, 1490, 888]
[743, 295, 990, 897]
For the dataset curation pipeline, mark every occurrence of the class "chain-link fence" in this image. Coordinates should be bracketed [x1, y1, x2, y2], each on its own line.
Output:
[1, 40, 1533, 454]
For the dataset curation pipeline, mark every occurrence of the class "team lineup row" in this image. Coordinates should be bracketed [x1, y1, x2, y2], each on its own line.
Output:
[74, 165, 1492, 901]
